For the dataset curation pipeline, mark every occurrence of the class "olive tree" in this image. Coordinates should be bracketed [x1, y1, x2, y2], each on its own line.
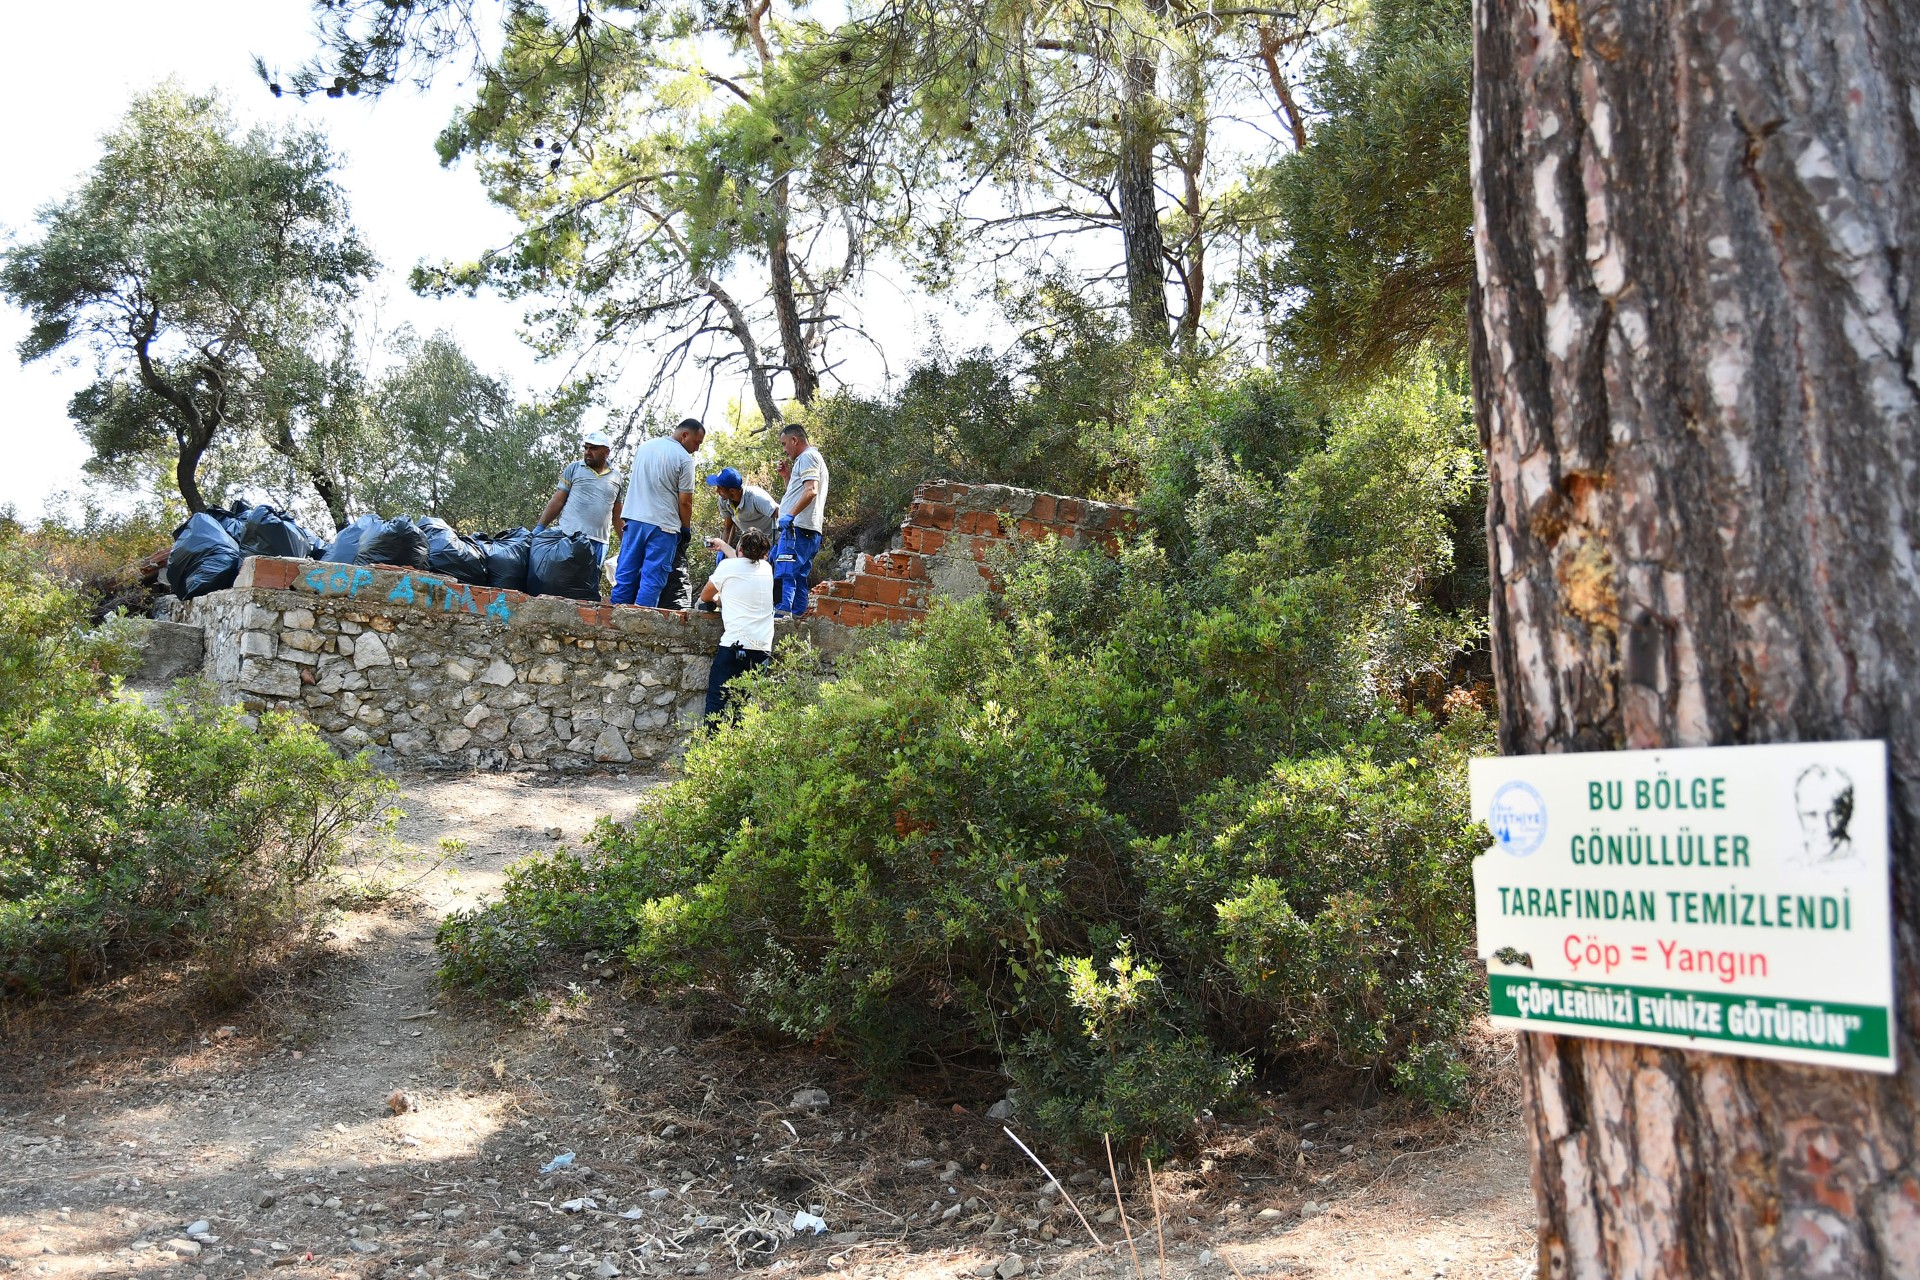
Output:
[1, 84, 375, 511]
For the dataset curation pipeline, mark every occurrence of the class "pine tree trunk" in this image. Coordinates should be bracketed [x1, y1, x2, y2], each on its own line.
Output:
[767, 173, 818, 407]
[1472, 2, 1920, 1275]
[1117, 47, 1170, 346]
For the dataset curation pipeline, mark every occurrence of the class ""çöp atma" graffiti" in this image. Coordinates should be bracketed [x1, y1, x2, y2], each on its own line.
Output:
[301, 564, 513, 621]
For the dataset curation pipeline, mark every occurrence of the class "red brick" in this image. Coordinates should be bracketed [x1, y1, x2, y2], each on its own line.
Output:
[1055, 498, 1086, 523]
[901, 527, 946, 554]
[1030, 494, 1056, 522]
[872, 551, 930, 580]
[575, 604, 616, 627]
[915, 482, 955, 504]
[247, 557, 301, 590]
[912, 501, 956, 531]
[852, 575, 910, 606]
[956, 510, 1004, 537]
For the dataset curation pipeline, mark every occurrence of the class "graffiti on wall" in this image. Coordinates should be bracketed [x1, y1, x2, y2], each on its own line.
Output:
[301, 564, 514, 621]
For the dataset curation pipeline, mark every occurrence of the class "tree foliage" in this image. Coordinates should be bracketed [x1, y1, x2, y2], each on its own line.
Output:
[353, 331, 586, 532]
[1248, 0, 1473, 385]
[0, 84, 376, 511]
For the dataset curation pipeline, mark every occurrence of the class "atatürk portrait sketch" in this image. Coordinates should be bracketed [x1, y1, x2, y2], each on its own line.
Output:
[1792, 764, 1857, 868]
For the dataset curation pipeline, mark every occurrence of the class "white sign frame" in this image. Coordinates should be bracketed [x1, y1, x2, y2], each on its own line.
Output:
[1469, 740, 1895, 1073]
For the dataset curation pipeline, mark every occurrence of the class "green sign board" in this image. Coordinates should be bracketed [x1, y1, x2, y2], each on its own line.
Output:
[1469, 741, 1895, 1072]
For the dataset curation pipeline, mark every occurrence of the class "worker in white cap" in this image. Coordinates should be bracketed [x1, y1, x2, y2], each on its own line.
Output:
[536, 430, 626, 568]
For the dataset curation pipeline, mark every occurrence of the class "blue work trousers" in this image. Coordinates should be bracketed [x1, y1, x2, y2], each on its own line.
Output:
[772, 528, 822, 616]
[612, 521, 679, 607]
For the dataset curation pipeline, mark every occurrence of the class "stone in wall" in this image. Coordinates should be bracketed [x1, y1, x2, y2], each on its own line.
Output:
[180, 557, 866, 774]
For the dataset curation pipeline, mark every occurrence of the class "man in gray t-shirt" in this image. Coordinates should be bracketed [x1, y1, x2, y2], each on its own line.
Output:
[772, 422, 829, 616]
[612, 417, 705, 607]
[537, 431, 625, 561]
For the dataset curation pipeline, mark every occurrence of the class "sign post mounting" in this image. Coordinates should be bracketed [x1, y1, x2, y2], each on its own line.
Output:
[1469, 741, 1895, 1073]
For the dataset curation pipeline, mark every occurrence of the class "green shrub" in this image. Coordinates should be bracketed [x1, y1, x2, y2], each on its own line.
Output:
[0, 685, 394, 999]
[1007, 946, 1247, 1156]
[438, 832, 638, 996]
[0, 533, 392, 1001]
[440, 361, 1494, 1148]
[1146, 718, 1489, 1102]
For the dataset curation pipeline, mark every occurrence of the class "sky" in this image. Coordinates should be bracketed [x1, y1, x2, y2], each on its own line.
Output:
[0, 1, 981, 524]
[0, 2, 542, 520]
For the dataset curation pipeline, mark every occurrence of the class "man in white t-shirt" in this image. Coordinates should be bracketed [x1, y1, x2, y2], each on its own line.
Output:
[772, 422, 829, 617]
[698, 527, 776, 721]
[612, 417, 704, 607]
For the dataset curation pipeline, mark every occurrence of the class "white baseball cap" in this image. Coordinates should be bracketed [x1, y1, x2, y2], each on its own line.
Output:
[582, 430, 613, 448]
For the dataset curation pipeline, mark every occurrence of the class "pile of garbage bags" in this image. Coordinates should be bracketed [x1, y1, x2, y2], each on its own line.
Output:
[165, 503, 606, 602]
[168, 501, 317, 600]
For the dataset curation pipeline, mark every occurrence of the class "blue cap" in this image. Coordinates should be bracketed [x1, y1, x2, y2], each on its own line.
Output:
[705, 467, 745, 489]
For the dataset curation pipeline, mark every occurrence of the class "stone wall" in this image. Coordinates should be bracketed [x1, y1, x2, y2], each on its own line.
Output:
[807, 481, 1138, 627]
[180, 557, 863, 772]
[168, 481, 1136, 772]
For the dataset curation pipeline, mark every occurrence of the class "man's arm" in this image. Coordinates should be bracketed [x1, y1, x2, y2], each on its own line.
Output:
[699, 578, 721, 605]
[785, 479, 817, 518]
[610, 496, 625, 539]
[538, 487, 569, 529]
[678, 491, 694, 532]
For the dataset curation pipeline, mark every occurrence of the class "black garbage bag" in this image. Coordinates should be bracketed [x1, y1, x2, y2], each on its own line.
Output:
[420, 517, 490, 585]
[169, 513, 244, 600]
[356, 516, 431, 569]
[199, 502, 250, 543]
[237, 503, 315, 559]
[319, 513, 383, 563]
[528, 527, 602, 601]
[478, 527, 533, 593]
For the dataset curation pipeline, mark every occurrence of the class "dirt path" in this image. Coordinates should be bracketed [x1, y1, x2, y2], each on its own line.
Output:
[0, 773, 1535, 1280]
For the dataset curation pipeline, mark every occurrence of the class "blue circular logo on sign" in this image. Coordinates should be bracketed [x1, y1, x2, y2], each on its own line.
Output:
[1489, 780, 1548, 856]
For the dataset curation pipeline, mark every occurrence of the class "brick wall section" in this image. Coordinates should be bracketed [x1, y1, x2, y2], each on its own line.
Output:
[807, 481, 1138, 627]
[181, 557, 863, 773]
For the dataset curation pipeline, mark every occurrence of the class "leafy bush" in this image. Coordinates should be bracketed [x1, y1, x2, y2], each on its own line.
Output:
[1143, 724, 1487, 1105]
[0, 534, 392, 1000]
[809, 309, 1140, 542]
[1, 492, 180, 619]
[441, 361, 1493, 1149]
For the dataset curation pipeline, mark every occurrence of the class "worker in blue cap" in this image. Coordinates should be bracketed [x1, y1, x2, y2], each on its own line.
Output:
[703, 466, 778, 558]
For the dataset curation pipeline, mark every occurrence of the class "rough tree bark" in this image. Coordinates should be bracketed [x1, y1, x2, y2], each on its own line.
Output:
[742, 0, 820, 407]
[766, 177, 820, 408]
[695, 273, 783, 428]
[133, 328, 218, 514]
[1117, 43, 1172, 346]
[1472, 1, 1920, 1275]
